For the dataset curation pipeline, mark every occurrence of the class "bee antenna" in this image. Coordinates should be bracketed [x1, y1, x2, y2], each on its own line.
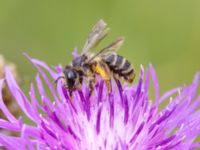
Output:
[55, 76, 64, 86]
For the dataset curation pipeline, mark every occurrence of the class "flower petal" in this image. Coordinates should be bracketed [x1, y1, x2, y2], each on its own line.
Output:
[0, 79, 18, 123]
[5, 68, 37, 122]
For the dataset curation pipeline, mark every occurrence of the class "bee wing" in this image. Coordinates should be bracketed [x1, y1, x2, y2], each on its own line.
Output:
[101, 36, 125, 52]
[81, 19, 110, 54]
[87, 37, 125, 63]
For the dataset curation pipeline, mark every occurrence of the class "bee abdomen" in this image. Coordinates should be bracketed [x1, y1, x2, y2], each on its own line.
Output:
[104, 53, 135, 83]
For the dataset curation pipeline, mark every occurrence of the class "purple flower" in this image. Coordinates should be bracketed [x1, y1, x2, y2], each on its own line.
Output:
[0, 54, 200, 150]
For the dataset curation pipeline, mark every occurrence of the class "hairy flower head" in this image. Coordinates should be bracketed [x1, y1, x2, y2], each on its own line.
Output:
[0, 54, 199, 150]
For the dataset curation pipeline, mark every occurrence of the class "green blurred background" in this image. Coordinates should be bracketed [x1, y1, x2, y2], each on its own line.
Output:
[0, 0, 200, 94]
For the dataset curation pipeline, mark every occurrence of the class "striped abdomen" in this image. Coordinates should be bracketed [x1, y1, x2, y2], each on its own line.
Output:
[103, 53, 135, 83]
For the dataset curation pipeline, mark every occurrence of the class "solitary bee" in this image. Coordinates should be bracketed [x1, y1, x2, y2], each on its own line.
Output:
[56, 20, 135, 97]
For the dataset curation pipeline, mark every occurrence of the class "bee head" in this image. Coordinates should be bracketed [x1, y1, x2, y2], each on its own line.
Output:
[63, 67, 79, 91]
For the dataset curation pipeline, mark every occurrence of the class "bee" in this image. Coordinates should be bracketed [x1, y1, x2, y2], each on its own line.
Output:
[56, 20, 135, 97]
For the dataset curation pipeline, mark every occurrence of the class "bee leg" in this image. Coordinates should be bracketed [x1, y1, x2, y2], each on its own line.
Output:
[89, 75, 95, 97]
[105, 79, 112, 94]
[69, 90, 73, 100]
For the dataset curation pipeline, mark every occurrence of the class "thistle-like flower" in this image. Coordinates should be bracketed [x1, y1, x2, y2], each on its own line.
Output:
[0, 54, 199, 150]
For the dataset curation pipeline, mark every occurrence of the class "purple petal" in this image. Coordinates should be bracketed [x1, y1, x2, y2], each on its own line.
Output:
[109, 93, 114, 128]
[72, 47, 79, 58]
[24, 53, 60, 103]
[0, 79, 18, 123]
[96, 105, 103, 134]
[149, 64, 159, 102]
[5, 68, 37, 122]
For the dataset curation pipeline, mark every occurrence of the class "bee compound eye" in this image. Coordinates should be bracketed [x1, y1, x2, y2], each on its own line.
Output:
[66, 69, 77, 79]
